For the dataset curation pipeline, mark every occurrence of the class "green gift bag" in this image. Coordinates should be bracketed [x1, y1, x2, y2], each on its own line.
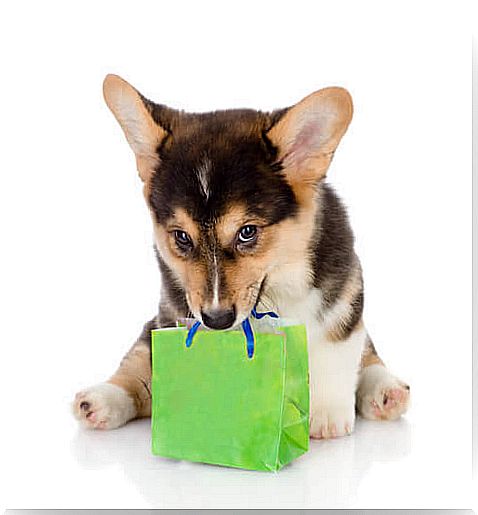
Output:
[151, 318, 309, 471]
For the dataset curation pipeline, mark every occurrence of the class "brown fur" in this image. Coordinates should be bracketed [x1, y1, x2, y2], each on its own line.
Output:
[360, 339, 384, 368]
[215, 204, 263, 244]
[165, 208, 201, 243]
[108, 339, 152, 417]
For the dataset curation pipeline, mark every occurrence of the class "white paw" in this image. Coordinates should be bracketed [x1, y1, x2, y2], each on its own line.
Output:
[310, 401, 355, 439]
[356, 364, 410, 421]
[72, 383, 136, 430]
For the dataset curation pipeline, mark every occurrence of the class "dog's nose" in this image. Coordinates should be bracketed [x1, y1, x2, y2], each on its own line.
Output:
[201, 306, 236, 330]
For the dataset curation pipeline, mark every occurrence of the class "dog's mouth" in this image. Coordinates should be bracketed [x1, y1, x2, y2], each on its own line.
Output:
[253, 275, 268, 309]
[234, 275, 269, 326]
[190, 276, 269, 331]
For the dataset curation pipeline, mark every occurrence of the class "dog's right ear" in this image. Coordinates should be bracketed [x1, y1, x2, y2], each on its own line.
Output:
[103, 74, 168, 182]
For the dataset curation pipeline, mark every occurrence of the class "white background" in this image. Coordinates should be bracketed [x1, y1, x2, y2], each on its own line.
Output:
[0, 0, 474, 510]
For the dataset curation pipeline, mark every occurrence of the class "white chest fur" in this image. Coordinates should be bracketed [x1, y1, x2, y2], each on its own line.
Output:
[262, 261, 321, 335]
[262, 262, 366, 437]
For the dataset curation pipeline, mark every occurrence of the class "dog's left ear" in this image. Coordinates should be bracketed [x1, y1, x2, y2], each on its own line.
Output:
[268, 87, 353, 187]
[103, 74, 168, 182]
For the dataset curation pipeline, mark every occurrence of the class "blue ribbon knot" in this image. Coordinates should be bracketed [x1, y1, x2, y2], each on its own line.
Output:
[185, 306, 278, 358]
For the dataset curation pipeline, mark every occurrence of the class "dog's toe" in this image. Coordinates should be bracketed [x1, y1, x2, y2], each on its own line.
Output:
[310, 402, 355, 439]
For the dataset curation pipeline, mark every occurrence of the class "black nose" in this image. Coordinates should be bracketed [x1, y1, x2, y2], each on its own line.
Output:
[201, 306, 236, 330]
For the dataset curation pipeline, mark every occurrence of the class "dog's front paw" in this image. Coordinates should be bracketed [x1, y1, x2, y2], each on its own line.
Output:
[310, 402, 355, 439]
[72, 383, 137, 430]
[357, 364, 410, 421]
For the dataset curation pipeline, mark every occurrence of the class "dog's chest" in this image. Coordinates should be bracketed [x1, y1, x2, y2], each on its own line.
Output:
[262, 263, 322, 333]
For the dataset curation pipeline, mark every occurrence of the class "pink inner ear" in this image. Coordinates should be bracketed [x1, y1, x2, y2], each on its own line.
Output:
[286, 116, 324, 167]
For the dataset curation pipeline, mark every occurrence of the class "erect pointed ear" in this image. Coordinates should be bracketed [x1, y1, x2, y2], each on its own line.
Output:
[268, 87, 353, 188]
[103, 74, 168, 182]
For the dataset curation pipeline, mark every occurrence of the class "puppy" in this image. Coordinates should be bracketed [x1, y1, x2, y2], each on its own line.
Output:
[73, 75, 410, 437]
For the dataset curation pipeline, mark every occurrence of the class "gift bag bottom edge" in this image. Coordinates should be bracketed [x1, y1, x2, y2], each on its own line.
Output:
[151, 444, 304, 472]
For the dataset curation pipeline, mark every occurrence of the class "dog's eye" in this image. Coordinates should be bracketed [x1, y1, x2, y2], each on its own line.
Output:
[237, 225, 258, 245]
[174, 230, 193, 251]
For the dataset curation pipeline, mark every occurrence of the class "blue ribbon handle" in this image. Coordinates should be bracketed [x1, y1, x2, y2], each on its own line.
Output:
[251, 306, 279, 320]
[185, 306, 278, 359]
[241, 317, 255, 358]
[185, 320, 201, 348]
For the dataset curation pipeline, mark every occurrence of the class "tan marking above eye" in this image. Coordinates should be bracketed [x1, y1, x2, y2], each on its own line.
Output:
[166, 208, 200, 243]
[216, 204, 267, 247]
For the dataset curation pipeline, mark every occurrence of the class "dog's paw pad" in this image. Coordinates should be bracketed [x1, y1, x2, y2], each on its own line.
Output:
[372, 384, 410, 420]
[72, 383, 136, 430]
[357, 365, 410, 421]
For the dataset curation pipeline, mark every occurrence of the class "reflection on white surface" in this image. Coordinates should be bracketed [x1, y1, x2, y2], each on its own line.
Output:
[70, 417, 411, 508]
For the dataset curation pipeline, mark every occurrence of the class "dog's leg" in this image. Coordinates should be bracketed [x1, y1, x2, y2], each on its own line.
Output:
[309, 320, 366, 439]
[72, 318, 156, 430]
[356, 336, 410, 420]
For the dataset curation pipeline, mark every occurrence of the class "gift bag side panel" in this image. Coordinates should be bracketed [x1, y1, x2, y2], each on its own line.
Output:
[277, 324, 310, 469]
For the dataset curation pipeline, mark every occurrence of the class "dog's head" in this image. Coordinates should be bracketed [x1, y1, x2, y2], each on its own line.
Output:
[103, 75, 352, 329]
